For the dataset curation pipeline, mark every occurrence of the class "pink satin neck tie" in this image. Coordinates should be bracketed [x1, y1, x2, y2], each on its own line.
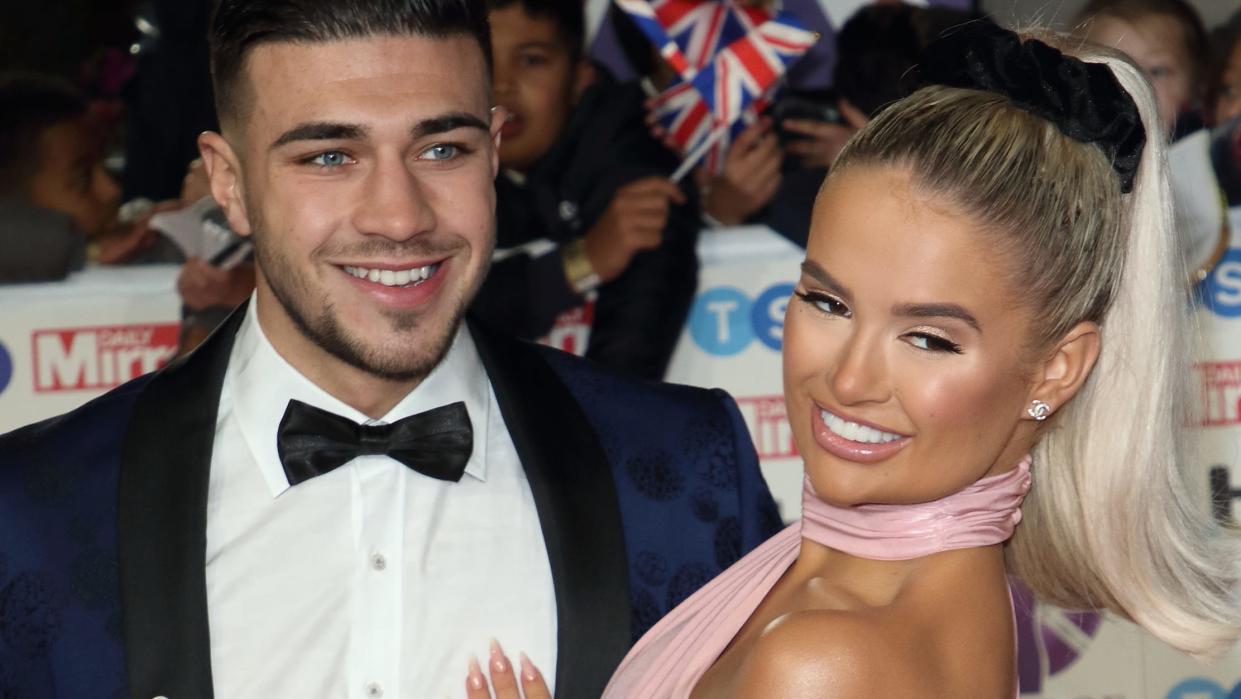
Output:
[801, 455, 1033, 560]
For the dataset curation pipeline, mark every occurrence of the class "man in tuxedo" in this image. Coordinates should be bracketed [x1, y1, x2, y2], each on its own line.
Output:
[0, 0, 781, 697]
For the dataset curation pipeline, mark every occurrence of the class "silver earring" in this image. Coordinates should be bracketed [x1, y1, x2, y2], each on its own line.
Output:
[1027, 400, 1052, 421]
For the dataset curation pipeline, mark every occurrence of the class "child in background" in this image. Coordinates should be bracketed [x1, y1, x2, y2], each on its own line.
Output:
[0, 72, 176, 282]
[1078, 0, 1211, 140]
[1213, 11, 1241, 125]
[471, 0, 699, 381]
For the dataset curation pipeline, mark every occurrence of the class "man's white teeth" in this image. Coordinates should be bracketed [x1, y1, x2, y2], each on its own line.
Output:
[344, 264, 438, 287]
[821, 409, 903, 444]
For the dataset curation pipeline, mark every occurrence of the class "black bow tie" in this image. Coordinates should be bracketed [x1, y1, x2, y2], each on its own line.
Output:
[276, 399, 473, 487]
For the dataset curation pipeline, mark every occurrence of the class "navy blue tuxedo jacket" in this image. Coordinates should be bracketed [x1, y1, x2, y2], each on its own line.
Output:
[0, 310, 781, 698]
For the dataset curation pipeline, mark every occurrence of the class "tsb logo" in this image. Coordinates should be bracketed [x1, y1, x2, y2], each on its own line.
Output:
[1198, 248, 1241, 317]
[1165, 678, 1241, 698]
[688, 283, 795, 356]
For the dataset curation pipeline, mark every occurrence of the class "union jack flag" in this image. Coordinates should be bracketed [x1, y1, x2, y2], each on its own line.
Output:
[615, 0, 817, 174]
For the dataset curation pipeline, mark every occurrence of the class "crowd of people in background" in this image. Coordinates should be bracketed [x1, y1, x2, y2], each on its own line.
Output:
[4, 0, 1241, 378]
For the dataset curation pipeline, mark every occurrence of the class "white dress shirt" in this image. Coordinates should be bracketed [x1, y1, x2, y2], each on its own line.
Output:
[205, 300, 557, 698]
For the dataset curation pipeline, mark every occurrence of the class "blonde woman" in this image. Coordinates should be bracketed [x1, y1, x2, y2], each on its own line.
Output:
[467, 23, 1241, 698]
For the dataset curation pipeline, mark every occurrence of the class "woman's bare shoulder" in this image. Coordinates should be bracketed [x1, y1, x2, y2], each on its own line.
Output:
[732, 596, 1011, 698]
[732, 609, 925, 698]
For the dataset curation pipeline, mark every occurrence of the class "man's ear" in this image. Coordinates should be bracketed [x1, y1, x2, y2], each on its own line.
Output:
[488, 106, 506, 178]
[197, 131, 253, 237]
[571, 59, 596, 103]
[838, 98, 869, 130]
[1025, 321, 1101, 422]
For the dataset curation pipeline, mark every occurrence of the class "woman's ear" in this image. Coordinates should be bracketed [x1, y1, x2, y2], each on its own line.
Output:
[1025, 321, 1101, 421]
[197, 131, 252, 237]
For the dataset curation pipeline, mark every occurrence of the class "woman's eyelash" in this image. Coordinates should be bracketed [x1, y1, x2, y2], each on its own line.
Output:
[907, 332, 964, 354]
[794, 290, 850, 317]
[796, 289, 964, 355]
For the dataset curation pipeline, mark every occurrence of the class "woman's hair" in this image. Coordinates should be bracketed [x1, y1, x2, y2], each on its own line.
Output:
[830, 35, 1241, 658]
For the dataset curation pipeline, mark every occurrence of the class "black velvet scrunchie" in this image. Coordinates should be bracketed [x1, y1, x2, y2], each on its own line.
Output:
[914, 22, 1146, 193]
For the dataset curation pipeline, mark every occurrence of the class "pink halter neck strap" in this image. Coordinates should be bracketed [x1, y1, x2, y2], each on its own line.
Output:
[800, 456, 1033, 561]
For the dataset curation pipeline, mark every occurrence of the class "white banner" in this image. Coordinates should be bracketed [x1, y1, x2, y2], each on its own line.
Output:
[0, 265, 181, 432]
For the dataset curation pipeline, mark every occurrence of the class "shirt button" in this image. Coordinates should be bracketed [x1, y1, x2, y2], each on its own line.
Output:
[365, 681, 384, 698]
[370, 553, 387, 571]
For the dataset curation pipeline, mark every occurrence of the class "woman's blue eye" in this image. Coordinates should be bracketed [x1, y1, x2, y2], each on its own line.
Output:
[310, 151, 349, 168]
[423, 144, 458, 161]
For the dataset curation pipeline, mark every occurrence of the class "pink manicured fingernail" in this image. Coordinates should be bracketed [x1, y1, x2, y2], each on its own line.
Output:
[519, 652, 540, 682]
[467, 656, 486, 690]
[489, 639, 511, 674]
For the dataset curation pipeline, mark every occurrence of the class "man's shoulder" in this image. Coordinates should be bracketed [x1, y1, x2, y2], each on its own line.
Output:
[535, 344, 735, 422]
[0, 373, 154, 465]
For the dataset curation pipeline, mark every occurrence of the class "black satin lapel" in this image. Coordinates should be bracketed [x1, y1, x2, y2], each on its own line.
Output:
[469, 319, 631, 698]
[118, 307, 246, 699]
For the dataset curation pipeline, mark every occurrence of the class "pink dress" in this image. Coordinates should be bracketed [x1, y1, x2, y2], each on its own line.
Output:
[603, 457, 1033, 698]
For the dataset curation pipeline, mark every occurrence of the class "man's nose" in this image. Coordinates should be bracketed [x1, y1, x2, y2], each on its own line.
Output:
[352, 156, 436, 241]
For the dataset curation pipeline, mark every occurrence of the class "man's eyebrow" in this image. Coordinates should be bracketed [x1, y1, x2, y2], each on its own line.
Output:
[271, 122, 368, 150]
[800, 259, 852, 301]
[892, 302, 981, 332]
[411, 112, 490, 140]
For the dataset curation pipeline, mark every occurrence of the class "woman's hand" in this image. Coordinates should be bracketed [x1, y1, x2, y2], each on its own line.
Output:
[465, 640, 551, 699]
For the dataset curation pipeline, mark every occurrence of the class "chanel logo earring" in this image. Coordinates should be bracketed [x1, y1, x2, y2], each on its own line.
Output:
[1027, 400, 1052, 421]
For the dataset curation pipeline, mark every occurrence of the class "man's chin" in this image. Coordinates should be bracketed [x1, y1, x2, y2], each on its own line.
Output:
[326, 306, 465, 381]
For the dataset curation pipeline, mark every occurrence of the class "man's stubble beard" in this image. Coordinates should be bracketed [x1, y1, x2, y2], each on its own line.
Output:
[250, 219, 495, 384]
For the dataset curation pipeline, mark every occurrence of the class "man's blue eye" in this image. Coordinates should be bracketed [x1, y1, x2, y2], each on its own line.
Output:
[423, 144, 458, 161]
[310, 151, 349, 168]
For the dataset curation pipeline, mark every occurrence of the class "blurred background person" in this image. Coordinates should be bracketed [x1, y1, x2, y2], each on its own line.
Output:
[0, 72, 156, 282]
[1078, 0, 1212, 140]
[471, 0, 699, 381]
[1210, 9, 1241, 126]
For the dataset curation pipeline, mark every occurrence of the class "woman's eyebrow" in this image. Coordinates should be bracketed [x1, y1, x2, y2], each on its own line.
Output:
[800, 260, 852, 300]
[891, 302, 981, 332]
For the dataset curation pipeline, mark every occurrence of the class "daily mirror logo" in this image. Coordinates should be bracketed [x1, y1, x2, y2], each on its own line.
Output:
[32, 324, 179, 392]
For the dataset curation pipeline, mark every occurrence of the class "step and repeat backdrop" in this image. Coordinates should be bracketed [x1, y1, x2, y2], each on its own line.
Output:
[2, 221, 1241, 697]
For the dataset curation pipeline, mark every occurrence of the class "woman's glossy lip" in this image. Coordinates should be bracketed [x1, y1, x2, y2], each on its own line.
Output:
[811, 404, 911, 464]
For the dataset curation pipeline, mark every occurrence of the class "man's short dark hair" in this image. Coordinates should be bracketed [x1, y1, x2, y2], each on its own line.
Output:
[0, 72, 88, 198]
[209, 0, 494, 126]
[485, 0, 585, 61]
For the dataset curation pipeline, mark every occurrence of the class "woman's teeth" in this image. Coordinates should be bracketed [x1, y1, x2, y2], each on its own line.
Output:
[821, 409, 904, 444]
[344, 263, 439, 287]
